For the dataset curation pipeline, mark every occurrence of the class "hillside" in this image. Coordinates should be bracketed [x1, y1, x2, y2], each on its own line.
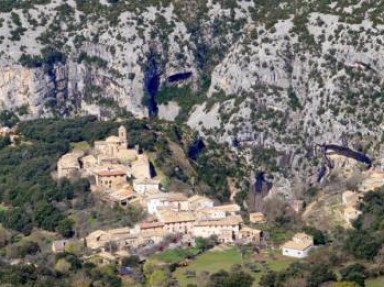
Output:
[1, 1, 384, 200]
[3, 2, 384, 286]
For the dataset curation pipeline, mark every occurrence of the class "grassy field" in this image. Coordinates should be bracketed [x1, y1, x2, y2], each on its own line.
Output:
[151, 247, 200, 264]
[366, 276, 384, 287]
[173, 247, 295, 287]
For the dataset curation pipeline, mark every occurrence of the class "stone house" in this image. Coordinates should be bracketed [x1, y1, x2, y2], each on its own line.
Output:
[86, 230, 110, 250]
[92, 166, 129, 189]
[146, 192, 189, 214]
[138, 221, 165, 235]
[249, 212, 265, 223]
[188, 195, 215, 210]
[195, 207, 226, 220]
[133, 178, 160, 195]
[94, 126, 128, 157]
[195, 204, 240, 220]
[131, 154, 151, 180]
[81, 154, 98, 174]
[57, 153, 82, 178]
[192, 215, 243, 243]
[239, 226, 263, 243]
[156, 209, 196, 234]
[86, 228, 141, 251]
[213, 204, 241, 216]
[104, 185, 136, 208]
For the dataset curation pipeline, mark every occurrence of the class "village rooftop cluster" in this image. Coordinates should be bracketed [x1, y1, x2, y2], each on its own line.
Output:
[51, 126, 384, 263]
[55, 126, 274, 263]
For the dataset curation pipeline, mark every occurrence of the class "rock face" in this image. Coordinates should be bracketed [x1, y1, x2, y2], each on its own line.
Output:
[0, 1, 199, 119]
[0, 65, 48, 118]
[191, 14, 384, 144]
[188, 11, 384, 193]
[0, 60, 144, 119]
[3, 0, 384, 197]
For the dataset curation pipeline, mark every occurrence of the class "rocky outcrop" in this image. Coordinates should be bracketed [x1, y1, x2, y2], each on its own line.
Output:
[0, 65, 52, 118]
[0, 2, 199, 119]
[0, 60, 146, 119]
[3, 0, 384, 199]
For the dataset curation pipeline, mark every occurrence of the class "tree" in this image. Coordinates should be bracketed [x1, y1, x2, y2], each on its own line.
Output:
[197, 271, 210, 287]
[344, 230, 381, 260]
[235, 243, 256, 266]
[206, 266, 254, 287]
[0, 136, 11, 149]
[70, 272, 93, 287]
[33, 201, 63, 231]
[55, 258, 71, 275]
[0, 110, 19, 127]
[206, 270, 229, 287]
[1, 208, 33, 235]
[303, 226, 327, 245]
[55, 253, 82, 272]
[121, 255, 140, 267]
[259, 271, 277, 287]
[307, 263, 337, 287]
[226, 265, 254, 287]
[8, 241, 41, 259]
[195, 235, 218, 252]
[64, 241, 84, 255]
[340, 264, 366, 287]
[0, 227, 9, 248]
[57, 218, 75, 238]
[331, 282, 360, 287]
[150, 269, 171, 287]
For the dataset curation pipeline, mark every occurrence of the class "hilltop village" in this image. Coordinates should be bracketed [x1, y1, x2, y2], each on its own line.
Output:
[55, 126, 384, 266]
[2, 116, 384, 286]
[56, 126, 263, 261]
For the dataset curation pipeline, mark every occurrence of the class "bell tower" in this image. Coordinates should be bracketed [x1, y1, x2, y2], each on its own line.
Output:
[118, 125, 128, 148]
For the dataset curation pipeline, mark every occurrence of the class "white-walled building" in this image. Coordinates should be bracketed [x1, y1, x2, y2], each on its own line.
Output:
[156, 209, 196, 234]
[192, 215, 243, 243]
[213, 204, 241, 216]
[195, 203, 240, 221]
[146, 192, 189, 214]
[188, 195, 215, 210]
[195, 207, 226, 220]
[282, 233, 314, 258]
[133, 178, 160, 194]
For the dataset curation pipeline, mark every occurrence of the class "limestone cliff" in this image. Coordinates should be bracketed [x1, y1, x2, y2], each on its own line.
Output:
[2, 0, 384, 198]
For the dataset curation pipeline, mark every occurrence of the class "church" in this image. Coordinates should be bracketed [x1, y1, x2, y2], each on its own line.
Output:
[94, 125, 129, 157]
[57, 125, 152, 188]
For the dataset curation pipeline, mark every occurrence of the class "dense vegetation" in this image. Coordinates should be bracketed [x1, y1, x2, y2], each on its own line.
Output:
[0, 115, 242, 235]
[259, 187, 384, 287]
[0, 115, 384, 286]
[0, 116, 117, 235]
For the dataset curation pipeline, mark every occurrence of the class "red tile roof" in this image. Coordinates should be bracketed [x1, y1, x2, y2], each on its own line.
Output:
[95, 169, 126, 177]
[140, 222, 164, 229]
